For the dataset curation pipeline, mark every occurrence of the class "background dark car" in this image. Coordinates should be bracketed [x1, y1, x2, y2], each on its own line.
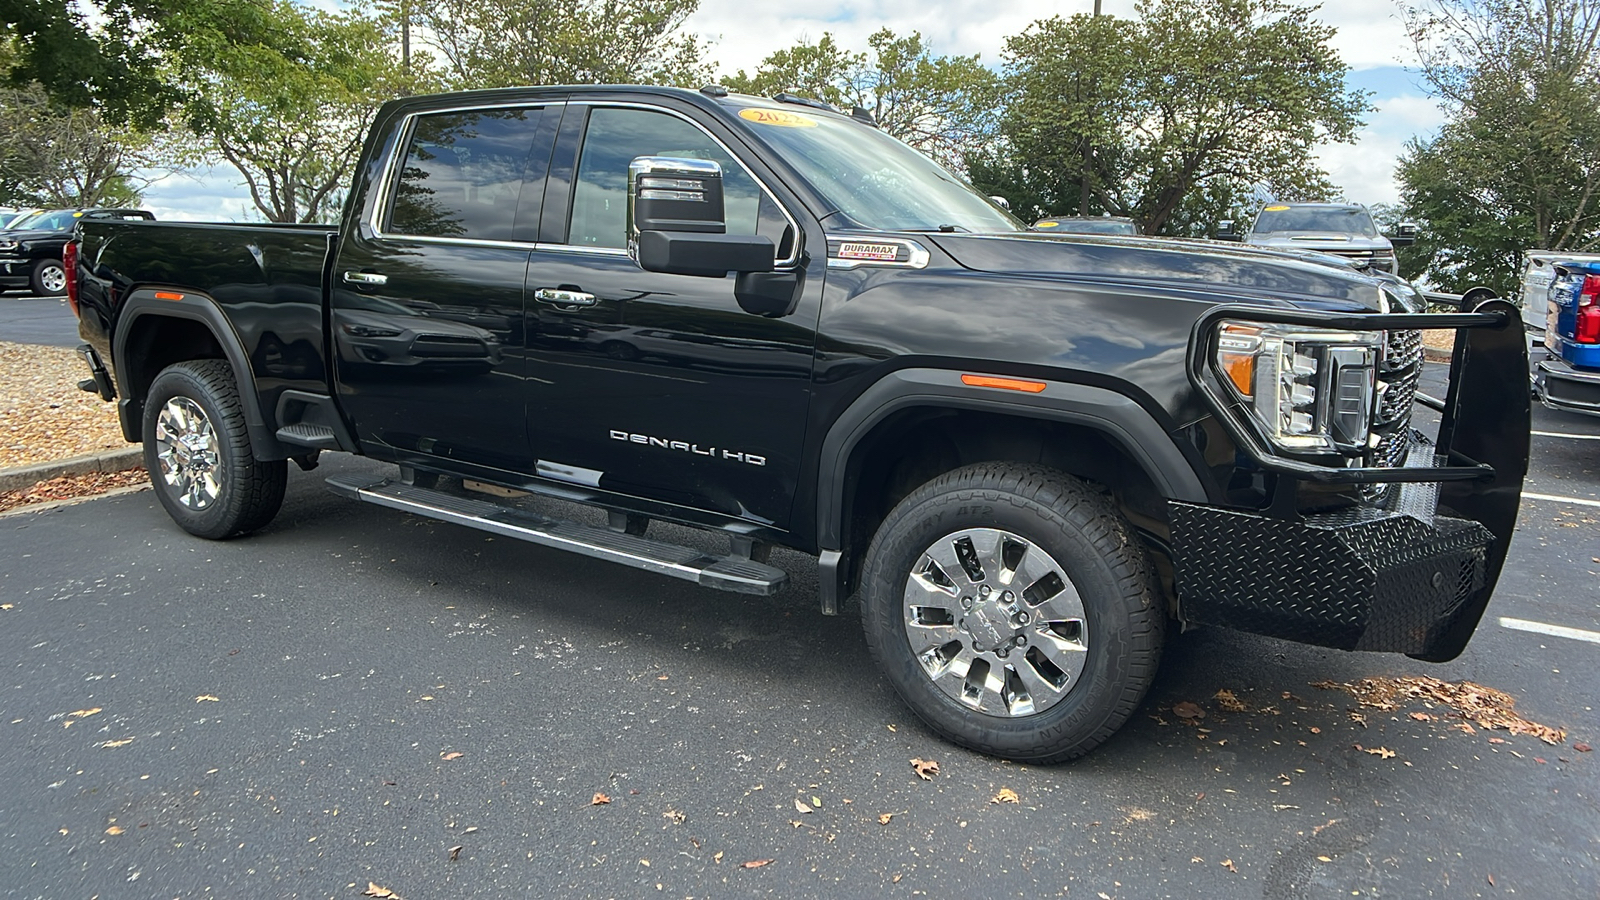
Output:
[0, 208, 154, 296]
[1031, 215, 1140, 236]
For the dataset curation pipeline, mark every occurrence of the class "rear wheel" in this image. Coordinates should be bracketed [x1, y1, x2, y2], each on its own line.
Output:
[860, 463, 1164, 763]
[30, 258, 66, 296]
[142, 360, 287, 539]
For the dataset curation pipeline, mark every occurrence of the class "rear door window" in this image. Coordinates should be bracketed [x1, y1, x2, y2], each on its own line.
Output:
[386, 107, 545, 242]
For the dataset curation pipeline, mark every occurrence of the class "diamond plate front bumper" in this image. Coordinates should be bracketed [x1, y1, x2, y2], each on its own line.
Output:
[1174, 299, 1530, 661]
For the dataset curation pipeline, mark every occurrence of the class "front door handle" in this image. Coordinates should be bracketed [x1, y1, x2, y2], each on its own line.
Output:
[342, 271, 388, 285]
[534, 288, 598, 308]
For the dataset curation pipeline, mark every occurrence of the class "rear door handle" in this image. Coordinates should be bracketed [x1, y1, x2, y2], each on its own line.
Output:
[342, 271, 388, 285]
[534, 288, 597, 308]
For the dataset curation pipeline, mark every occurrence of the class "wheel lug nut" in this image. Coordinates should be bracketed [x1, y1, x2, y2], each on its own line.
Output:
[960, 597, 973, 610]
[1015, 634, 1027, 647]
[1017, 612, 1030, 625]
[1003, 591, 1014, 602]
[979, 585, 991, 597]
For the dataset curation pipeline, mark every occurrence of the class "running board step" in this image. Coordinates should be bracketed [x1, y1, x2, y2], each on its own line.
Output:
[276, 423, 341, 450]
[325, 475, 787, 596]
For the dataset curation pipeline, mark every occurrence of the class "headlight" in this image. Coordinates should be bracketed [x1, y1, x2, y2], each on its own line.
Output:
[1214, 321, 1380, 454]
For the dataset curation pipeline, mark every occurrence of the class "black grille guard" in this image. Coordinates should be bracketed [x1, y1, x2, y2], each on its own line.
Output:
[1184, 298, 1531, 662]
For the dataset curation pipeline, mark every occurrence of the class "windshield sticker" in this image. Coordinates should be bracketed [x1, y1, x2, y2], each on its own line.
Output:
[1262, 205, 1290, 212]
[1035, 220, 1059, 228]
[72, 211, 83, 217]
[739, 108, 819, 128]
[837, 242, 900, 261]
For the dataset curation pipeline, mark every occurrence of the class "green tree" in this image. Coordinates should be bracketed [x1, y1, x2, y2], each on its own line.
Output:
[1397, 0, 1600, 296]
[722, 29, 1002, 170]
[980, 0, 1367, 235]
[392, 0, 711, 90]
[179, 3, 396, 223]
[0, 0, 307, 128]
[0, 82, 158, 207]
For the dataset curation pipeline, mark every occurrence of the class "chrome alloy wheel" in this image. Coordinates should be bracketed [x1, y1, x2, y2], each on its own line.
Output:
[154, 396, 222, 510]
[903, 528, 1089, 717]
[38, 264, 65, 293]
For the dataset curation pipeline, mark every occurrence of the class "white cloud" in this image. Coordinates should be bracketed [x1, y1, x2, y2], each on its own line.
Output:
[1316, 93, 1446, 206]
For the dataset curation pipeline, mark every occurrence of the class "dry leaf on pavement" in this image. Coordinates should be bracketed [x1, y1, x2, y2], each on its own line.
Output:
[910, 758, 939, 780]
[440, 751, 463, 761]
[362, 883, 400, 898]
[101, 738, 133, 748]
[104, 825, 123, 835]
[1574, 743, 1591, 752]
[991, 787, 1020, 804]
[448, 846, 462, 861]
[1221, 859, 1238, 873]
[1172, 701, 1205, 720]
[1363, 746, 1396, 759]
[1213, 689, 1247, 713]
[591, 792, 611, 806]
[793, 798, 812, 814]
[741, 858, 774, 869]
[195, 695, 220, 703]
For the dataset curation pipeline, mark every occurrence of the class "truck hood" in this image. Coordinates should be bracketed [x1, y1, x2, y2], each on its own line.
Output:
[1248, 233, 1393, 252]
[925, 232, 1389, 310]
[0, 228, 63, 242]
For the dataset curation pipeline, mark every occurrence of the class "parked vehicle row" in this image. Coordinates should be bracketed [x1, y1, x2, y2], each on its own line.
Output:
[0, 208, 154, 297]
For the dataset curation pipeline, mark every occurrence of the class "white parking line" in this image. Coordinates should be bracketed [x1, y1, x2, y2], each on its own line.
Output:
[1532, 430, 1600, 440]
[1521, 491, 1600, 508]
[1498, 617, 1600, 645]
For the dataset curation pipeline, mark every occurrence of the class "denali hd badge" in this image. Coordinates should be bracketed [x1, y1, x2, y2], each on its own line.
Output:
[609, 430, 766, 466]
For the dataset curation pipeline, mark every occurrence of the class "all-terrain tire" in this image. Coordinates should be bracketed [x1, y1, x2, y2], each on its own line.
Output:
[859, 462, 1164, 763]
[142, 360, 287, 539]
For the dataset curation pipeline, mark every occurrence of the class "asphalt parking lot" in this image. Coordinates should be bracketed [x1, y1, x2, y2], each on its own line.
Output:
[1, 297, 1597, 898]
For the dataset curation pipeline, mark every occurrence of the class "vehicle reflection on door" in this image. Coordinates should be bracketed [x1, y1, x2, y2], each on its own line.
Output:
[333, 293, 504, 380]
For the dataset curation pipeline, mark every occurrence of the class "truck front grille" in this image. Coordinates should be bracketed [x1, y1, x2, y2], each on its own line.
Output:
[1363, 328, 1423, 503]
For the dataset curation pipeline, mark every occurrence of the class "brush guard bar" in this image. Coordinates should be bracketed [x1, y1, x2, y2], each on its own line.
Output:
[1173, 299, 1530, 662]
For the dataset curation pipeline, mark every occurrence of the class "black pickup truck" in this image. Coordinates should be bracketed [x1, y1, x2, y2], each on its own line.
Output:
[69, 85, 1531, 763]
[1, 207, 154, 295]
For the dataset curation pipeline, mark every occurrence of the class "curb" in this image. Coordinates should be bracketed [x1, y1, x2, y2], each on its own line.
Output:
[0, 447, 143, 493]
[1423, 346, 1453, 363]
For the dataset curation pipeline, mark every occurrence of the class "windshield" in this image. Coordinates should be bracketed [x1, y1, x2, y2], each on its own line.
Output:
[731, 104, 1021, 233]
[1251, 206, 1378, 237]
[6, 209, 78, 232]
[1041, 218, 1138, 235]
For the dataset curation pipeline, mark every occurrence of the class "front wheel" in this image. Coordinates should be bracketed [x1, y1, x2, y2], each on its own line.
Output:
[142, 360, 287, 539]
[30, 258, 66, 296]
[860, 463, 1164, 763]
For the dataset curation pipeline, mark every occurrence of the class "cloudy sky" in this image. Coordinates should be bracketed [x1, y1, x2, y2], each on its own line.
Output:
[141, 0, 1445, 222]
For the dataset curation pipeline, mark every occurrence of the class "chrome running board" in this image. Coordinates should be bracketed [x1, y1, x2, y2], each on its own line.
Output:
[325, 475, 787, 596]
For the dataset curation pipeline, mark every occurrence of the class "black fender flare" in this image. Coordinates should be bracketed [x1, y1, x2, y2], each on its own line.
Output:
[813, 368, 1208, 613]
[113, 288, 289, 460]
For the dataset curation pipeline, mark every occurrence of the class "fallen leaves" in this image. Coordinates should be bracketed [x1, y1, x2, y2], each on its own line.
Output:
[793, 798, 812, 815]
[0, 468, 149, 513]
[448, 845, 462, 861]
[1172, 701, 1206, 721]
[910, 758, 939, 780]
[1575, 743, 1592, 753]
[104, 825, 123, 835]
[1359, 745, 1397, 760]
[590, 793, 611, 806]
[741, 858, 774, 869]
[63, 707, 102, 728]
[363, 883, 404, 899]
[877, 812, 897, 825]
[100, 738, 133, 748]
[1221, 858, 1238, 873]
[439, 751, 463, 761]
[1213, 689, 1247, 713]
[991, 787, 1020, 805]
[1314, 675, 1565, 744]
[195, 695, 220, 703]
[662, 809, 685, 824]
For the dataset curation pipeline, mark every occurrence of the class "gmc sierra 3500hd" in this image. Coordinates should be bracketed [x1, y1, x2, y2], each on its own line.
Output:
[68, 85, 1531, 763]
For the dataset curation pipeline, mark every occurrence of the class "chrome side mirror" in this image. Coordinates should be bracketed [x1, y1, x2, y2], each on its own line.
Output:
[627, 156, 726, 264]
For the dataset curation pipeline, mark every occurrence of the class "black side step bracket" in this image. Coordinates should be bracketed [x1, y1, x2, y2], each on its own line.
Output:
[325, 475, 788, 596]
